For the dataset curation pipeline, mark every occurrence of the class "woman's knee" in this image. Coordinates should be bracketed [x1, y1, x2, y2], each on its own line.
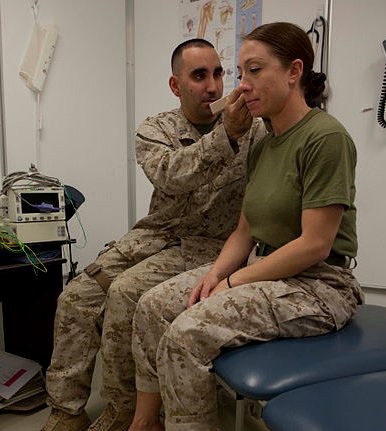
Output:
[159, 309, 209, 360]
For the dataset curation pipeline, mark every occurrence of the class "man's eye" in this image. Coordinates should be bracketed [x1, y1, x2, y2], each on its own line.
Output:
[214, 69, 225, 79]
[250, 67, 261, 74]
[194, 72, 206, 80]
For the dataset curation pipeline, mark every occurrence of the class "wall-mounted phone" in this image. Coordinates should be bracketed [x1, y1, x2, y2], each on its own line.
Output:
[378, 39, 386, 128]
[19, 23, 58, 93]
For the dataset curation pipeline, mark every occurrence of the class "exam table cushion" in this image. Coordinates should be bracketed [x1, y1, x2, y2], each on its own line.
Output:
[212, 304, 386, 400]
[262, 370, 386, 431]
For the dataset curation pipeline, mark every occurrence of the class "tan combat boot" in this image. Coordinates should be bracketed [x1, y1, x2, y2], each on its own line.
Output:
[88, 404, 133, 431]
[41, 408, 91, 431]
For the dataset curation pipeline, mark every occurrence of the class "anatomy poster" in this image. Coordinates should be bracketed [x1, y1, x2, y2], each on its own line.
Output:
[180, 0, 262, 92]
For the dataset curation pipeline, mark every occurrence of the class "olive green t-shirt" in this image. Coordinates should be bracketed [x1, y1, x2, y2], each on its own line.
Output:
[242, 108, 357, 257]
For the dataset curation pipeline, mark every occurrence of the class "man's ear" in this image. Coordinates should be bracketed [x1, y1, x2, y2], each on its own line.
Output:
[169, 75, 181, 97]
[288, 59, 303, 85]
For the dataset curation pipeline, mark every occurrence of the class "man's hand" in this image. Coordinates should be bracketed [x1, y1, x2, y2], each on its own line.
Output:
[223, 88, 253, 142]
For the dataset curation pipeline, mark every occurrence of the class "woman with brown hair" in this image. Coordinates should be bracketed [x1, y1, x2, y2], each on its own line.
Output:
[127, 22, 363, 431]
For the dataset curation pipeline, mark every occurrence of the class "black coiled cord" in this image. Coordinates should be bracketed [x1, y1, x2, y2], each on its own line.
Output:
[378, 64, 386, 128]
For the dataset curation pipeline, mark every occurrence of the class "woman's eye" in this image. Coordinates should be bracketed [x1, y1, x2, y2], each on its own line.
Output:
[250, 67, 261, 74]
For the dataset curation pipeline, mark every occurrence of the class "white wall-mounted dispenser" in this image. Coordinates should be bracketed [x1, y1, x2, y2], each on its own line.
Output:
[20, 23, 58, 93]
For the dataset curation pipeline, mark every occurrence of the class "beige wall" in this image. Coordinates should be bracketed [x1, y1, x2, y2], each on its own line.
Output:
[0, 0, 130, 270]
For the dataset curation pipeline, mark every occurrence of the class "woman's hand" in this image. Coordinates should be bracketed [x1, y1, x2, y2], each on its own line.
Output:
[187, 213, 254, 308]
[188, 271, 222, 307]
[188, 273, 232, 307]
[208, 278, 229, 297]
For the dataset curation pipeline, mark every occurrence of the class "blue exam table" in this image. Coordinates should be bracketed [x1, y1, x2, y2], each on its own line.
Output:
[212, 305, 386, 431]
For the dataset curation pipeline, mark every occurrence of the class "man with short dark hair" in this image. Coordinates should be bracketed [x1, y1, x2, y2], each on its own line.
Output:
[41, 38, 266, 431]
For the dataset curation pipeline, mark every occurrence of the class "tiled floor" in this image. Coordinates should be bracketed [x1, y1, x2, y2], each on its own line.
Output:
[0, 354, 268, 431]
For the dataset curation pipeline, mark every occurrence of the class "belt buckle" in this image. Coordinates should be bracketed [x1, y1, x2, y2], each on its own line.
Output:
[348, 257, 357, 269]
[256, 243, 266, 256]
[84, 262, 101, 276]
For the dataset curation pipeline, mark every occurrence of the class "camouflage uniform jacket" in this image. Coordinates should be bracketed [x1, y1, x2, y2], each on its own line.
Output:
[134, 108, 266, 248]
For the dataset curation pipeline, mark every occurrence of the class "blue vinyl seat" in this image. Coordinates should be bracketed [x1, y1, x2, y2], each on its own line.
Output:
[262, 370, 386, 431]
[212, 305, 386, 431]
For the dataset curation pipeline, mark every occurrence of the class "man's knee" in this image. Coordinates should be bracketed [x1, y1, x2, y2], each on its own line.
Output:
[58, 274, 86, 305]
[84, 262, 112, 293]
[83, 240, 134, 293]
[57, 270, 107, 316]
[106, 275, 139, 303]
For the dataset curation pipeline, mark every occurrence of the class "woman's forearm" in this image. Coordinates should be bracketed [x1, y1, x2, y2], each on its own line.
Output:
[209, 213, 255, 280]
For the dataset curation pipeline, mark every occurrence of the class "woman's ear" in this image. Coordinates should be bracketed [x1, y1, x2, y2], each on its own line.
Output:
[169, 75, 181, 97]
[288, 59, 303, 85]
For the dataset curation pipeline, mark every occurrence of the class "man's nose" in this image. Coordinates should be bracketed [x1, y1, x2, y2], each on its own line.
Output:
[206, 76, 219, 93]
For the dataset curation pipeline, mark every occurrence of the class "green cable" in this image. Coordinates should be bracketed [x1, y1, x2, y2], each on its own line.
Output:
[0, 228, 47, 274]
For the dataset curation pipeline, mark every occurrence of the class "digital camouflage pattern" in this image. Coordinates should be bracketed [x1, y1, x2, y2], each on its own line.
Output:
[135, 108, 265, 242]
[132, 252, 364, 431]
[45, 109, 267, 416]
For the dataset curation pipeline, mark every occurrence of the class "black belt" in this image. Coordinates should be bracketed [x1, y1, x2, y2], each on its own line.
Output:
[256, 243, 349, 267]
[325, 252, 349, 267]
[256, 243, 276, 256]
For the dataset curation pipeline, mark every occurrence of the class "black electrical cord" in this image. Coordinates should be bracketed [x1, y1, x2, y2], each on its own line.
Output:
[307, 16, 327, 73]
[377, 64, 386, 128]
[65, 221, 78, 284]
[319, 16, 326, 74]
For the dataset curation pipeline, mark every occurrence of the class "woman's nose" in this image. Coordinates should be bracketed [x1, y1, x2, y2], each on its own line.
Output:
[238, 75, 252, 93]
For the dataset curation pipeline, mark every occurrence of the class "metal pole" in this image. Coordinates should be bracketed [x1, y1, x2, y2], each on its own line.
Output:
[326, 0, 333, 78]
[0, 4, 8, 177]
[321, 0, 333, 111]
[126, 0, 136, 228]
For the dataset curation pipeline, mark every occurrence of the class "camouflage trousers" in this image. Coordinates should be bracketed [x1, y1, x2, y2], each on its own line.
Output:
[45, 228, 224, 415]
[132, 254, 364, 431]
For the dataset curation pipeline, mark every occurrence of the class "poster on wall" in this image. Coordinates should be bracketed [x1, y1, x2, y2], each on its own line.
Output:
[180, 0, 262, 93]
